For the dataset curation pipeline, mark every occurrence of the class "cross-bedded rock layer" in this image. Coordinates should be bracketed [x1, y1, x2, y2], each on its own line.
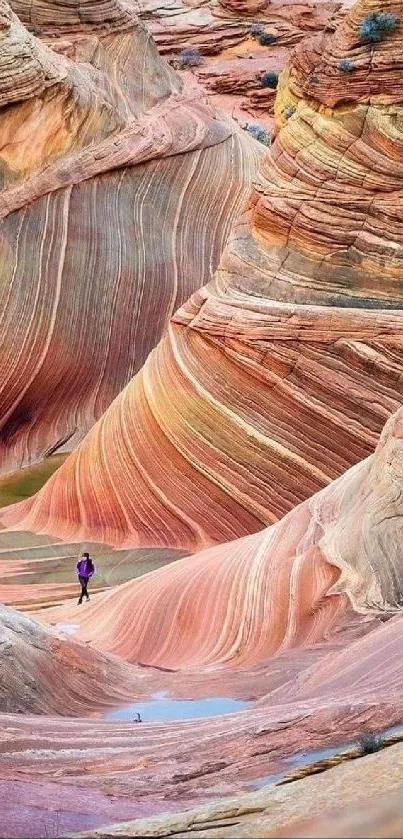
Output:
[0, 0, 261, 475]
[5, 0, 403, 549]
[31, 406, 403, 668]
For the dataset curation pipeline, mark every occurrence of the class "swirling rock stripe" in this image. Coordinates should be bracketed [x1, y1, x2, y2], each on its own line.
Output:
[253, 105, 403, 306]
[6, 292, 403, 548]
[32, 406, 403, 671]
[36, 527, 345, 669]
[0, 1, 261, 472]
[0, 130, 258, 475]
[7, 0, 403, 544]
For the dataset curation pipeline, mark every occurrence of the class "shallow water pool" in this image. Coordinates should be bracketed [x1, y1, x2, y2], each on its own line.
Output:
[103, 692, 250, 722]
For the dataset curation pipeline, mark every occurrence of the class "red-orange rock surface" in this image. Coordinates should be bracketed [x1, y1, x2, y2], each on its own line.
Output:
[136, 0, 347, 131]
[32, 407, 403, 668]
[5, 0, 403, 550]
[71, 743, 403, 837]
[3, 2, 403, 837]
[0, 0, 261, 475]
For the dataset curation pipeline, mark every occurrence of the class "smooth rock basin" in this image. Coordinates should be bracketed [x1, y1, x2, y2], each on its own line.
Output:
[102, 692, 250, 721]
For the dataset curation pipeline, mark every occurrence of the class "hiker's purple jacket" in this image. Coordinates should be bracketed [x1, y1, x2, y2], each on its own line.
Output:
[76, 558, 95, 579]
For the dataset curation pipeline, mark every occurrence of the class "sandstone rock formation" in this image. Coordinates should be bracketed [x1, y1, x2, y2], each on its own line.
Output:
[31, 406, 403, 668]
[5, 0, 403, 550]
[0, 0, 261, 475]
[6, 406, 403, 828]
[72, 744, 403, 837]
[3, 611, 403, 835]
[4, 421, 403, 830]
[136, 0, 346, 130]
[0, 602, 150, 714]
[3, 2, 403, 835]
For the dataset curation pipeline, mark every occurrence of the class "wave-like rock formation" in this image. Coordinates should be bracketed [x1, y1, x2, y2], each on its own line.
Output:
[3, 613, 403, 834]
[0, 602, 154, 715]
[0, 0, 261, 475]
[5, 0, 403, 549]
[32, 407, 403, 668]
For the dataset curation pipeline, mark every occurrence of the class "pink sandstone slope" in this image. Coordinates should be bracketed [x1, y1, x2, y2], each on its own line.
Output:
[3, 614, 403, 822]
[0, 0, 261, 475]
[3, 0, 403, 549]
[35, 407, 403, 670]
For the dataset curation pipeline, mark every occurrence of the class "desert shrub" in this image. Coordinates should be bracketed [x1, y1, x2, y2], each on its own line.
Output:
[260, 71, 278, 89]
[259, 32, 278, 46]
[178, 47, 201, 68]
[246, 123, 271, 146]
[338, 58, 354, 72]
[250, 23, 265, 37]
[357, 733, 384, 755]
[359, 11, 399, 43]
[284, 104, 296, 119]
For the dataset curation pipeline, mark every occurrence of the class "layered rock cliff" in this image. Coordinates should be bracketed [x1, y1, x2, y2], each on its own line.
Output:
[5, 0, 403, 549]
[0, 0, 261, 475]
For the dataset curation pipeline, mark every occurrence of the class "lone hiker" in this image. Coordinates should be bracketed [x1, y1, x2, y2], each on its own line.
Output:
[76, 551, 95, 604]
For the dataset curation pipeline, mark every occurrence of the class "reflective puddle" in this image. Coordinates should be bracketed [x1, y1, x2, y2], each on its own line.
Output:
[103, 692, 250, 722]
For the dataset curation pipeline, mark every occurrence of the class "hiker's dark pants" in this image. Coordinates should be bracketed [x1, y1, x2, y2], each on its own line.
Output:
[78, 575, 90, 603]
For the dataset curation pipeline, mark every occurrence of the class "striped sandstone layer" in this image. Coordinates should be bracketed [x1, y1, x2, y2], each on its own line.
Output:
[33, 407, 403, 668]
[278, 0, 403, 111]
[2, 614, 403, 831]
[0, 602, 157, 715]
[0, 0, 261, 474]
[5, 0, 403, 549]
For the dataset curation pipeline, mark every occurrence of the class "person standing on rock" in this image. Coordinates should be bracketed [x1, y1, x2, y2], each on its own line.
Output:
[76, 551, 95, 604]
